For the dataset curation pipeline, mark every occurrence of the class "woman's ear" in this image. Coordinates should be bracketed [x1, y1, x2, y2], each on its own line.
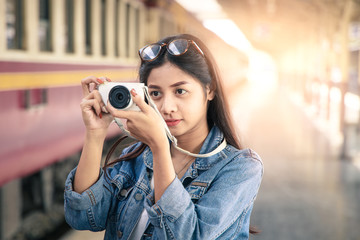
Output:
[206, 84, 215, 101]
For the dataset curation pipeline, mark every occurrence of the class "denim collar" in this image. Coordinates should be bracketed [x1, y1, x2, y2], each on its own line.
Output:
[142, 125, 226, 174]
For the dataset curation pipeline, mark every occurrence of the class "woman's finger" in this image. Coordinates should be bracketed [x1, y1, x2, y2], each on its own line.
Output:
[84, 90, 105, 110]
[82, 85, 109, 114]
[130, 89, 150, 113]
[92, 90, 108, 112]
[106, 100, 136, 120]
[81, 76, 107, 97]
[81, 98, 102, 117]
[81, 76, 96, 96]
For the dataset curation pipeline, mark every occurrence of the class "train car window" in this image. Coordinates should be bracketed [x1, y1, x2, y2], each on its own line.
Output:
[65, 0, 74, 53]
[6, 0, 24, 50]
[135, 8, 140, 52]
[159, 16, 174, 39]
[115, 0, 120, 57]
[85, 0, 92, 55]
[39, 0, 52, 52]
[101, 0, 107, 56]
[125, 3, 130, 58]
[159, 15, 165, 38]
[20, 88, 48, 109]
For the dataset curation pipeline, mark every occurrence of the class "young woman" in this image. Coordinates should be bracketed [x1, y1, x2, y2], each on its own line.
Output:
[64, 34, 263, 239]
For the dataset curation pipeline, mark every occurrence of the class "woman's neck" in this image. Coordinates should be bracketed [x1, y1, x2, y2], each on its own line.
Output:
[170, 124, 210, 158]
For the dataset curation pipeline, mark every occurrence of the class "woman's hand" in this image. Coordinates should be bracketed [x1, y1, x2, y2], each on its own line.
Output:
[108, 88, 175, 203]
[80, 76, 113, 133]
[74, 76, 114, 193]
[107, 89, 169, 150]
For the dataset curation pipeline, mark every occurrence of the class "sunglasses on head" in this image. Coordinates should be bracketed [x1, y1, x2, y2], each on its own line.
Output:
[138, 38, 204, 62]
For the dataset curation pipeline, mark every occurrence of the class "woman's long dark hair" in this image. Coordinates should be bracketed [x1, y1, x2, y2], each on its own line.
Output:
[103, 33, 258, 234]
[104, 33, 242, 168]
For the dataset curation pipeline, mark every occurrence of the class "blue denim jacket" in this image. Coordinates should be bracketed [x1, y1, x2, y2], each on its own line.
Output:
[64, 126, 263, 240]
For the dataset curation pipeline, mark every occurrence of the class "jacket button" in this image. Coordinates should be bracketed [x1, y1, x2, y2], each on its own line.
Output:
[120, 189, 127, 197]
[135, 193, 143, 201]
[117, 230, 123, 238]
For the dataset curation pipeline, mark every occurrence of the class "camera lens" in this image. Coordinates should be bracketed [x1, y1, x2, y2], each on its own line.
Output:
[109, 85, 131, 109]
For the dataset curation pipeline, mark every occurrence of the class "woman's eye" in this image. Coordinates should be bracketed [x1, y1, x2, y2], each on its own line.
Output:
[176, 89, 187, 95]
[150, 91, 161, 98]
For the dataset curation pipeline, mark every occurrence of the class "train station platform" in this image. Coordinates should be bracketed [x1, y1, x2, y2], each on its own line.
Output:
[230, 82, 360, 240]
[59, 230, 104, 240]
[60, 82, 360, 240]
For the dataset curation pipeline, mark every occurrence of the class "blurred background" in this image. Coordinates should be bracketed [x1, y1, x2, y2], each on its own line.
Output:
[0, 0, 360, 239]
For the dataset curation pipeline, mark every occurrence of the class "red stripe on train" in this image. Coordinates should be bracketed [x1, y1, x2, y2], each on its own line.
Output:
[0, 85, 122, 186]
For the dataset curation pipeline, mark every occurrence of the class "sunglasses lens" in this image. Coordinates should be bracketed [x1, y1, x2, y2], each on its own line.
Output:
[168, 39, 189, 56]
[140, 44, 162, 61]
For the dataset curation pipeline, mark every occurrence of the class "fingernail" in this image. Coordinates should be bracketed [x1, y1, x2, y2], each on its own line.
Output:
[102, 106, 108, 113]
[97, 78, 104, 84]
[106, 77, 112, 82]
[131, 89, 137, 97]
[99, 112, 103, 119]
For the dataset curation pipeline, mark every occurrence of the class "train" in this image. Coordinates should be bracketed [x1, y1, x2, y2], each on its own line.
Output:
[0, 0, 249, 239]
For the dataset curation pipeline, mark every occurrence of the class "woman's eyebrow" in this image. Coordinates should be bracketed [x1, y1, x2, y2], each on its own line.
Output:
[170, 81, 189, 87]
[148, 84, 161, 89]
[148, 81, 189, 89]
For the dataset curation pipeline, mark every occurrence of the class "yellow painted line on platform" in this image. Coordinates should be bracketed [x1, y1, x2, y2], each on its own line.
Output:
[0, 69, 138, 90]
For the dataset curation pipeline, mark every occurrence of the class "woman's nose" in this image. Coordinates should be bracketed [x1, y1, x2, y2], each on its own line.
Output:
[159, 95, 177, 114]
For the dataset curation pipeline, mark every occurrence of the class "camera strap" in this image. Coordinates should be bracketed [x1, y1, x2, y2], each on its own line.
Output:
[142, 86, 227, 158]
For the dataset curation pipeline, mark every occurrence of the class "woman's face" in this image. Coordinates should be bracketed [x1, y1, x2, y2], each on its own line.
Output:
[147, 62, 214, 139]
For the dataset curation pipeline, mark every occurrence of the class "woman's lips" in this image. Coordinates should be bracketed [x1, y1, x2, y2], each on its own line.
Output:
[165, 119, 181, 127]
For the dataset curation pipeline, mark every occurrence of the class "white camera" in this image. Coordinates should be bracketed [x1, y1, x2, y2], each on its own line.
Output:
[98, 82, 145, 111]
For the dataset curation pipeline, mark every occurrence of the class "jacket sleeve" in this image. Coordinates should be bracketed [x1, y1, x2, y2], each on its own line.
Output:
[64, 167, 114, 231]
[144, 152, 264, 240]
[63, 142, 141, 231]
